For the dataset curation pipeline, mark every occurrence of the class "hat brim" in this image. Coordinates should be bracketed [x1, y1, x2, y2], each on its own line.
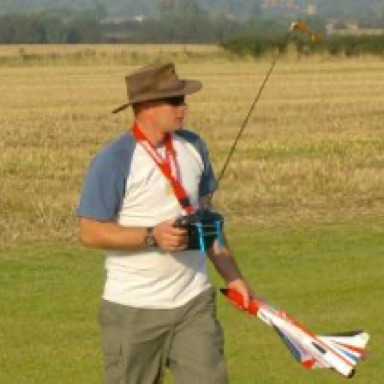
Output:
[112, 79, 202, 114]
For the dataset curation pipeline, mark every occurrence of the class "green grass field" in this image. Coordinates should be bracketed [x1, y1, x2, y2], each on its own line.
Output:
[1, 222, 383, 383]
[0, 45, 383, 383]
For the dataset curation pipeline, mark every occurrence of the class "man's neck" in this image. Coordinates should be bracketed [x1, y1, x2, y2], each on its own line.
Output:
[135, 120, 166, 146]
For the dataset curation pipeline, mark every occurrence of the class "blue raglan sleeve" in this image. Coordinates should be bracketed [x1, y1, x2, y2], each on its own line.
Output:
[76, 153, 125, 221]
[198, 139, 217, 198]
[76, 134, 134, 223]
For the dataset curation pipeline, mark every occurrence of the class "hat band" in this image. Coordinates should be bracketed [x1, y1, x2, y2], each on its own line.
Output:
[129, 81, 186, 104]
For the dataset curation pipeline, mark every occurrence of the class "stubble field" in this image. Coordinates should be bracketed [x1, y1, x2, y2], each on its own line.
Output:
[0, 44, 383, 383]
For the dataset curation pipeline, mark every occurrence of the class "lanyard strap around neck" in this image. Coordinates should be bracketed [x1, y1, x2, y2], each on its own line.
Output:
[132, 123, 194, 215]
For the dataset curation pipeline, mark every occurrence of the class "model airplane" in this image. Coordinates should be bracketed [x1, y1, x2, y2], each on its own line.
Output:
[221, 288, 369, 379]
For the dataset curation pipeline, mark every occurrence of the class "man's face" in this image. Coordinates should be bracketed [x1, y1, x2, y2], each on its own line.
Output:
[147, 96, 187, 133]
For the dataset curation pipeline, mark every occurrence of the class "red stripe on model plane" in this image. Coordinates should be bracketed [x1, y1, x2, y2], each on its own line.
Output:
[331, 341, 365, 355]
[302, 358, 317, 369]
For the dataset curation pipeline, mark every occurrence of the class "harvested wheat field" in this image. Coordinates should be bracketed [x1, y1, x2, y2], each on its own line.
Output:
[1, 45, 383, 248]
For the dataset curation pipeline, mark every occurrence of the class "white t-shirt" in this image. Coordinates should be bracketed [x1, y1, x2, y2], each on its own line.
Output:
[77, 129, 217, 308]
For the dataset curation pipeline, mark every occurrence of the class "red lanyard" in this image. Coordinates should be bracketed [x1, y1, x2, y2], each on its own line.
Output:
[132, 123, 194, 215]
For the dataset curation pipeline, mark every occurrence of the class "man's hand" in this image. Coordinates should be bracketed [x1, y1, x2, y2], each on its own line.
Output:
[153, 220, 188, 252]
[227, 278, 254, 310]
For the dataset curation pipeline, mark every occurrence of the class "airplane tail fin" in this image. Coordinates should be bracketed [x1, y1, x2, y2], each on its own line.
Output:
[273, 325, 370, 377]
[318, 332, 370, 366]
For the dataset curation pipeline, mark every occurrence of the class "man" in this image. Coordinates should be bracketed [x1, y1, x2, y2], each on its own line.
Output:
[77, 62, 252, 384]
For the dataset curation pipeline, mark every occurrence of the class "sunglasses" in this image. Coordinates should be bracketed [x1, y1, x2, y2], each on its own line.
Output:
[162, 95, 186, 107]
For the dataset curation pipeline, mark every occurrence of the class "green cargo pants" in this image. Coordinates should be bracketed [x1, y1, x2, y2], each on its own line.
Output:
[99, 287, 229, 384]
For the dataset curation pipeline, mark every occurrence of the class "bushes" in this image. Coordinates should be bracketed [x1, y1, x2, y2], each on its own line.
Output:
[327, 34, 384, 56]
[220, 35, 286, 57]
[220, 33, 384, 58]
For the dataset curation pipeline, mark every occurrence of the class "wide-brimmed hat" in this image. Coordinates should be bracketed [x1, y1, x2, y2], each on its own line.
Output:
[112, 62, 202, 113]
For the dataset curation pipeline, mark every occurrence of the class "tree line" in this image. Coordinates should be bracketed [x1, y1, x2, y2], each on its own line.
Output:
[0, 10, 277, 44]
[0, 14, 103, 44]
[0, 11, 383, 57]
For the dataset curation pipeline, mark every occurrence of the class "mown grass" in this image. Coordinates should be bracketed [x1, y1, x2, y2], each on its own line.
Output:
[1, 48, 383, 248]
[0, 45, 383, 383]
[0, 222, 383, 383]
